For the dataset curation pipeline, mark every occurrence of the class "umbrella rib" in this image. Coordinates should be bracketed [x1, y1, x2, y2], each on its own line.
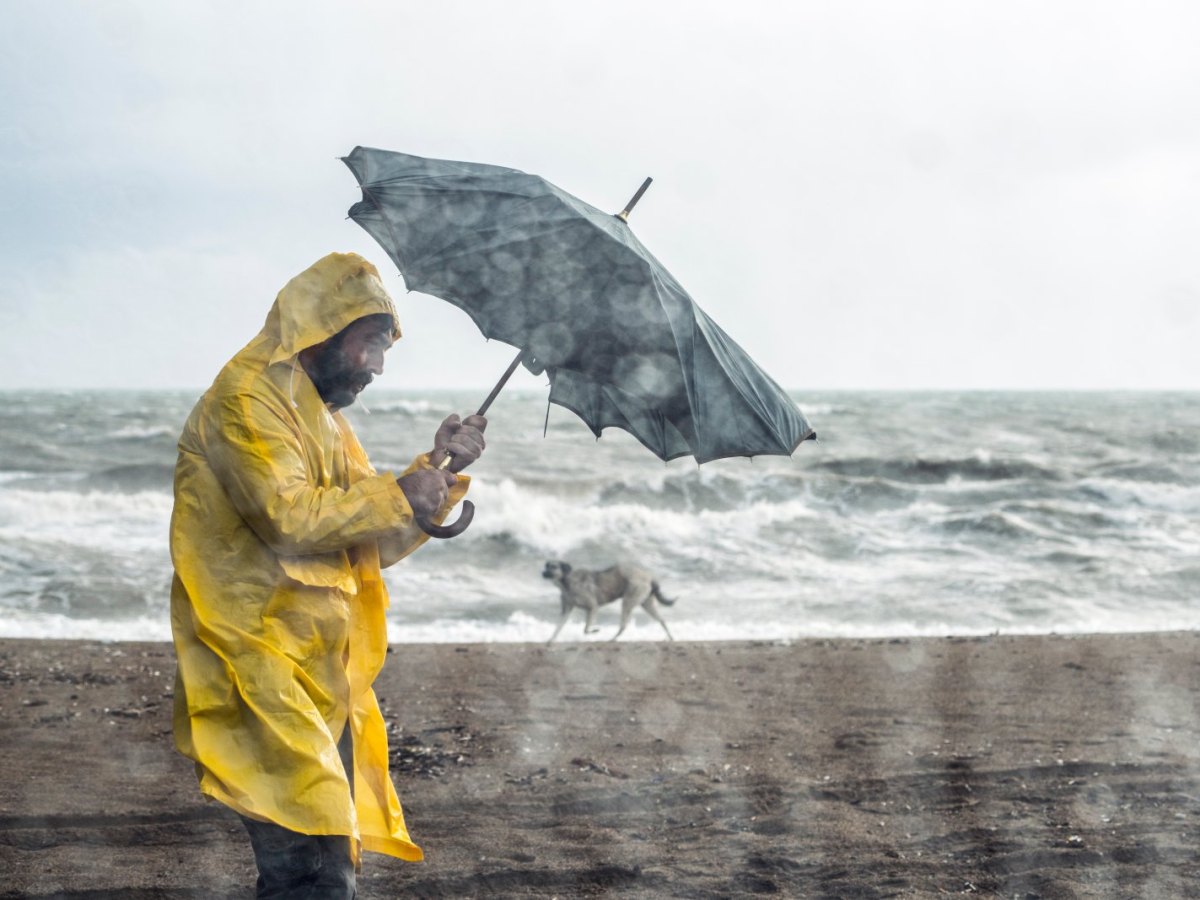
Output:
[693, 309, 814, 453]
[354, 180, 413, 275]
[645, 264, 701, 448]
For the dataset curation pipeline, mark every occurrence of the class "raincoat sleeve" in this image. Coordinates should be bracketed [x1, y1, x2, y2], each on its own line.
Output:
[205, 392, 424, 555]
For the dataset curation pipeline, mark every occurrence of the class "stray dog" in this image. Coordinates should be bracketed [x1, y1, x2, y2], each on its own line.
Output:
[542, 560, 677, 643]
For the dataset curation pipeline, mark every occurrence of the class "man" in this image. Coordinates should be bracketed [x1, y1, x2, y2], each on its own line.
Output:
[170, 252, 486, 897]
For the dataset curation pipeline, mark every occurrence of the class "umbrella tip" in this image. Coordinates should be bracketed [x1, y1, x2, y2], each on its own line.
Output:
[614, 176, 653, 222]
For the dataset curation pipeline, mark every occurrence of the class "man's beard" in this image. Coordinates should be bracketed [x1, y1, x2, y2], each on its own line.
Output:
[306, 344, 372, 410]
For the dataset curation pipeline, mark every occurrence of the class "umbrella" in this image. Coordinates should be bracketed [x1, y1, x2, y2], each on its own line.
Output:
[342, 146, 816, 537]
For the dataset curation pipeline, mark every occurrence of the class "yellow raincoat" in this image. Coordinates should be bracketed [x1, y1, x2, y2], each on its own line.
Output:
[170, 253, 467, 861]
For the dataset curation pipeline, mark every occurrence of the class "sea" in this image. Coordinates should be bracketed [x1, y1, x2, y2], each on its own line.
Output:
[0, 389, 1196, 643]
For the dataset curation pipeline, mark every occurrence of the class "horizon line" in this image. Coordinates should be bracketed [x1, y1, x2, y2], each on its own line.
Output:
[2, 385, 1198, 394]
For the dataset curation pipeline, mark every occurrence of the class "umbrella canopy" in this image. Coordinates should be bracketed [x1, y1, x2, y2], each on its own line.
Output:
[342, 146, 815, 463]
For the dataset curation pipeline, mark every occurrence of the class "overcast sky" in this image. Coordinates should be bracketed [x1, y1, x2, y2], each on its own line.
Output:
[1, 1, 1197, 392]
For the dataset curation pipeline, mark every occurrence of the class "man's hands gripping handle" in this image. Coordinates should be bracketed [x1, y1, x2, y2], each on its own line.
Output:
[396, 414, 487, 539]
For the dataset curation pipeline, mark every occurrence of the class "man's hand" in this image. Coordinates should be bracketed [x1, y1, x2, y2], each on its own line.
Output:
[430, 414, 487, 473]
[396, 468, 457, 520]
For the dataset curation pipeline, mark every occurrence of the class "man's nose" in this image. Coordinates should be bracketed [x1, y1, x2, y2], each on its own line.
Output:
[368, 348, 385, 375]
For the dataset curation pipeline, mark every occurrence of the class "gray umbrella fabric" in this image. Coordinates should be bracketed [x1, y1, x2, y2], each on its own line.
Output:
[343, 146, 815, 463]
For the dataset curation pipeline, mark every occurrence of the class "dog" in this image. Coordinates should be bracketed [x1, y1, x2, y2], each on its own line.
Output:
[542, 560, 677, 643]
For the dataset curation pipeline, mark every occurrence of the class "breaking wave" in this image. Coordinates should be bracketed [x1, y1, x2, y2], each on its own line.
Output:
[1, 388, 1197, 641]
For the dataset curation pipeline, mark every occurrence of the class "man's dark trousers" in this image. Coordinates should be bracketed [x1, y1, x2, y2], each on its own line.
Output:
[239, 726, 356, 899]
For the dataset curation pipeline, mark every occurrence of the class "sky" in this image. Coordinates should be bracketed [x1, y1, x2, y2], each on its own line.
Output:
[0, 1, 1197, 392]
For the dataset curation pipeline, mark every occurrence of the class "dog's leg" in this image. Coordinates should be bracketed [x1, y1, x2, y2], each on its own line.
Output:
[643, 598, 674, 641]
[584, 605, 600, 634]
[611, 596, 637, 641]
[547, 608, 572, 644]
[547, 584, 574, 644]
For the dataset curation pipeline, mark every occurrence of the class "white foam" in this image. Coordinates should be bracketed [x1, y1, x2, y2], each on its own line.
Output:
[0, 611, 171, 642]
[0, 488, 171, 553]
[1080, 477, 1200, 515]
[382, 607, 1200, 644]
[467, 477, 817, 556]
[107, 425, 175, 439]
[799, 403, 844, 417]
[362, 399, 435, 415]
[6, 598, 1200, 644]
[0, 471, 40, 485]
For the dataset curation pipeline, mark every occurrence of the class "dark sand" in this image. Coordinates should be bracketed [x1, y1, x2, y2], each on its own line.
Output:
[2, 633, 1199, 898]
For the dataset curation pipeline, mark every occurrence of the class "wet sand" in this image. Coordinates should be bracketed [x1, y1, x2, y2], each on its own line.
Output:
[2, 633, 1199, 898]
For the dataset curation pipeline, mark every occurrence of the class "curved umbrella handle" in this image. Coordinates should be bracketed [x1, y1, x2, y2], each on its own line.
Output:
[414, 443, 478, 539]
[416, 500, 475, 539]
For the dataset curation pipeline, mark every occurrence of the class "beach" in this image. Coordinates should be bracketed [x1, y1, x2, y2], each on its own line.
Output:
[2, 634, 1198, 898]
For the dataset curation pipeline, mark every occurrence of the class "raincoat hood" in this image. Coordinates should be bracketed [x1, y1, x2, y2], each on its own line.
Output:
[265, 252, 402, 365]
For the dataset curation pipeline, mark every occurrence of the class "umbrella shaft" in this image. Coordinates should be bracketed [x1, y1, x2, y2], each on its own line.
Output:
[476, 349, 526, 417]
[435, 349, 524, 473]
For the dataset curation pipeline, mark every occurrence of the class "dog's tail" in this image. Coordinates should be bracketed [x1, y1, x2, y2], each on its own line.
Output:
[651, 582, 677, 606]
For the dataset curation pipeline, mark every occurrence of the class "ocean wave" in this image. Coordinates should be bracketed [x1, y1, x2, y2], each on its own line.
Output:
[796, 403, 845, 417]
[0, 571, 167, 619]
[1088, 461, 1192, 485]
[107, 424, 176, 440]
[461, 477, 818, 558]
[813, 455, 1061, 484]
[387, 613, 835, 644]
[1078, 478, 1200, 514]
[384, 606, 1200, 643]
[1037, 550, 1103, 568]
[2, 388, 1196, 643]
[0, 610, 171, 642]
[0, 439, 74, 474]
[364, 399, 436, 415]
[0, 528, 171, 626]
[809, 477, 918, 512]
[0, 471, 41, 485]
[597, 469, 799, 512]
[7, 607, 1199, 643]
[1148, 429, 1199, 454]
[998, 500, 1128, 534]
[89, 463, 176, 493]
[0, 488, 172, 552]
[9, 464, 176, 495]
[933, 509, 1060, 542]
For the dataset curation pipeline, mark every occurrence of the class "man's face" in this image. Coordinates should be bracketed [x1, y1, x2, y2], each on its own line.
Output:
[306, 314, 394, 410]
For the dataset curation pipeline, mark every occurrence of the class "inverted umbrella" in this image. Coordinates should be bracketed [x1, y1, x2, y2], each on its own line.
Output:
[342, 146, 815, 537]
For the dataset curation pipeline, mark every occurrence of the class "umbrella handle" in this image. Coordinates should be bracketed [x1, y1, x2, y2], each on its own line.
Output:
[415, 451, 475, 538]
[416, 499, 475, 539]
